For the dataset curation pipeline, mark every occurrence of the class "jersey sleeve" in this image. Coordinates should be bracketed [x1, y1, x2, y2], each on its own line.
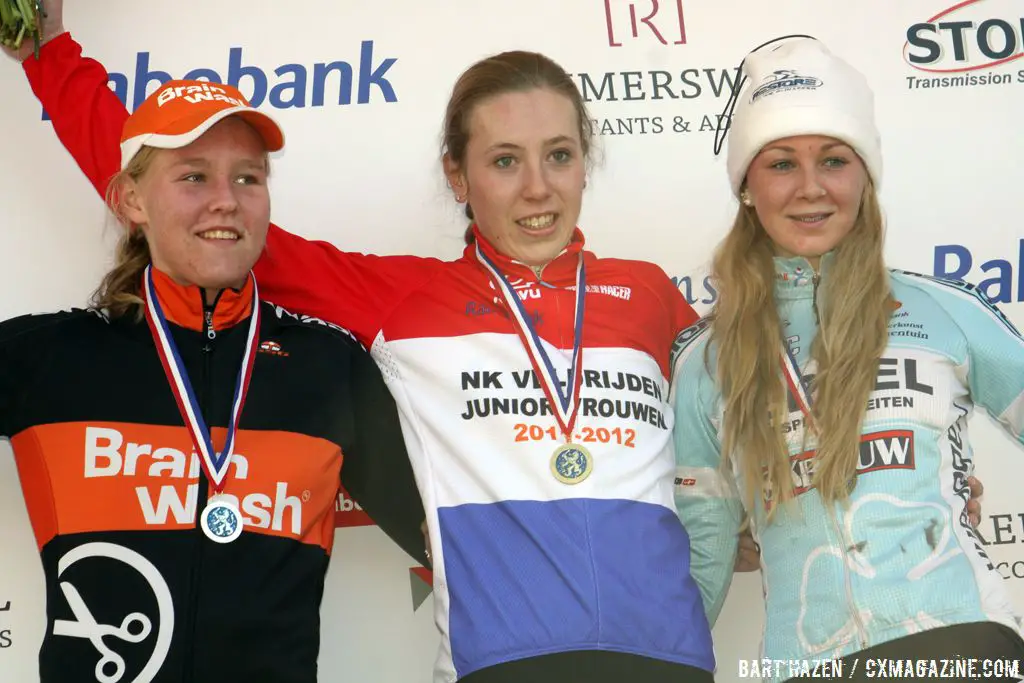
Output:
[0, 312, 71, 438]
[22, 32, 126, 199]
[340, 346, 428, 566]
[256, 227, 440, 347]
[922, 278, 1024, 445]
[669, 320, 743, 626]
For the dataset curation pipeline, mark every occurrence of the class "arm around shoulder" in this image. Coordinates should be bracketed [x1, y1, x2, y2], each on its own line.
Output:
[339, 344, 428, 566]
[670, 320, 743, 625]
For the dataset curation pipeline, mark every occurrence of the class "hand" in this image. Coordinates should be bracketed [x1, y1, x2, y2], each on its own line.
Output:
[967, 475, 983, 528]
[421, 520, 432, 566]
[734, 528, 760, 572]
[1, 0, 64, 62]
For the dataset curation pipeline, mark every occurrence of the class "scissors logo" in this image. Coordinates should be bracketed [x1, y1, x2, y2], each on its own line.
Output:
[53, 543, 174, 683]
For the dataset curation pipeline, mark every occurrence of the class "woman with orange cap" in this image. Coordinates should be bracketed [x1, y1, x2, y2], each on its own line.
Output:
[0, 76, 426, 683]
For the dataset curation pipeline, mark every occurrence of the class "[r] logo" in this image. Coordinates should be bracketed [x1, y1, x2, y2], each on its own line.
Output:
[604, 0, 687, 47]
[52, 543, 174, 683]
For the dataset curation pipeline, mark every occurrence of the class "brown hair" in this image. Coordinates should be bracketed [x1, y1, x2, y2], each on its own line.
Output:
[440, 51, 595, 243]
[709, 179, 892, 519]
[92, 147, 161, 320]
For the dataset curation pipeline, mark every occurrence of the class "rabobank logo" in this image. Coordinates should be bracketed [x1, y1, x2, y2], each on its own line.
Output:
[933, 239, 1024, 303]
[672, 273, 718, 306]
[903, 0, 1024, 90]
[45, 41, 398, 119]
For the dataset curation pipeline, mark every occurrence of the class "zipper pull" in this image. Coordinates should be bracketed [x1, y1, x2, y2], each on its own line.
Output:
[204, 309, 216, 340]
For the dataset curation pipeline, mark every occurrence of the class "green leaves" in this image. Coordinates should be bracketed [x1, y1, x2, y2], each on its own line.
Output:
[0, 0, 46, 58]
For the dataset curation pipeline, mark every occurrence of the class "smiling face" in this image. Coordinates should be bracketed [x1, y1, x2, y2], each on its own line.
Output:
[120, 117, 271, 292]
[744, 134, 869, 268]
[444, 87, 586, 267]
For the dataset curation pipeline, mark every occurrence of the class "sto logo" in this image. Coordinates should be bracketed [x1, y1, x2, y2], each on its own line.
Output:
[53, 543, 174, 683]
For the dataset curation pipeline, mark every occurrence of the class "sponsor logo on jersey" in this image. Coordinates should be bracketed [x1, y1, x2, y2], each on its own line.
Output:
[85, 426, 305, 535]
[258, 340, 289, 357]
[52, 543, 174, 681]
[774, 430, 916, 498]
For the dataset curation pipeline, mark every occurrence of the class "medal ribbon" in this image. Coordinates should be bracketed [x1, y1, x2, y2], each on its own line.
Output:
[779, 340, 814, 428]
[143, 265, 261, 493]
[475, 243, 586, 443]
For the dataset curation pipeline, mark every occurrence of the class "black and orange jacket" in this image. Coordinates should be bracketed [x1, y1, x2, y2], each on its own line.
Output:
[1, 269, 426, 683]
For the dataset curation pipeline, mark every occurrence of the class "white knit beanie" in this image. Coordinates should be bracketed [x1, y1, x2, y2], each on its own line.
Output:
[725, 37, 882, 198]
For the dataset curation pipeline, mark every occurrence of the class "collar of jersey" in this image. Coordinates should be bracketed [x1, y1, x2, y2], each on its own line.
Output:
[464, 223, 587, 283]
[147, 267, 255, 332]
[773, 251, 835, 300]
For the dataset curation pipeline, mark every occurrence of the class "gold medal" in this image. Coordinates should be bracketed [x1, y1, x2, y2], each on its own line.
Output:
[550, 443, 593, 485]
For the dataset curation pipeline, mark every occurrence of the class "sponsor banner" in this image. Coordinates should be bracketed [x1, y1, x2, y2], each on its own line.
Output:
[0, 1, 1021, 682]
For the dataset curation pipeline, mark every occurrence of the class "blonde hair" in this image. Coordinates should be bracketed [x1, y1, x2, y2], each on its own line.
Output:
[92, 147, 161, 320]
[709, 179, 892, 519]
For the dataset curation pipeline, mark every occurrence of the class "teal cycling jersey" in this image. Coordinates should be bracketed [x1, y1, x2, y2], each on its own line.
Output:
[670, 254, 1024, 679]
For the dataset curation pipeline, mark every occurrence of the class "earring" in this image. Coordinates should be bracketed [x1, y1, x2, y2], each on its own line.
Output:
[740, 190, 753, 207]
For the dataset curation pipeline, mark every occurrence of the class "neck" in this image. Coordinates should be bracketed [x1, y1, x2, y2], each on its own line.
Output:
[203, 288, 223, 307]
[774, 249, 821, 271]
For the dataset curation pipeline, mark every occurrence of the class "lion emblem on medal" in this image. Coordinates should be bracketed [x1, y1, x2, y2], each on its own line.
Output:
[551, 444, 593, 485]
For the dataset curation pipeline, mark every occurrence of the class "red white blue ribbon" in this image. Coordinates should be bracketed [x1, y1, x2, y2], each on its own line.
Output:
[143, 265, 260, 493]
[779, 341, 814, 426]
[475, 243, 586, 442]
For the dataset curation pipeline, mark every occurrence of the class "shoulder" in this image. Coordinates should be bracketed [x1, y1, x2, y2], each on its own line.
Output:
[0, 307, 107, 346]
[671, 315, 714, 379]
[598, 256, 673, 285]
[591, 255, 687, 303]
[260, 300, 365, 351]
[889, 269, 1021, 337]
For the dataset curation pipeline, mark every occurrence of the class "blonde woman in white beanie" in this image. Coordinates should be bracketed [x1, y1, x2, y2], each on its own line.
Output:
[670, 36, 1024, 681]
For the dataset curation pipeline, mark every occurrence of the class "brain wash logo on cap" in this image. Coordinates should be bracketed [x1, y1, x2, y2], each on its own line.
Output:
[750, 69, 824, 103]
[156, 82, 248, 108]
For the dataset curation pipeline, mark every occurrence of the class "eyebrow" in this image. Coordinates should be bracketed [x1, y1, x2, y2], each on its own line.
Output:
[484, 135, 576, 154]
[763, 141, 851, 153]
[172, 157, 266, 170]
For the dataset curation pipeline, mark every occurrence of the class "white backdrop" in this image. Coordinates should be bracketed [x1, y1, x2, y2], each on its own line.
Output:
[1, 1, 1022, 681]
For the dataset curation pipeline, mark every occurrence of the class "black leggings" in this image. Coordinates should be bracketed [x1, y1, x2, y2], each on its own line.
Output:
[785, 621, 1024, 682]
[459, 650, 714, 683]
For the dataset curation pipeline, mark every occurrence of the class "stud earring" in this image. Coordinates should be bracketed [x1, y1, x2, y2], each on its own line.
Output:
[740, 190, 753, 207]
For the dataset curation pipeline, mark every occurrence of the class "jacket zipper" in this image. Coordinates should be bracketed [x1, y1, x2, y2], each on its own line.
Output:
[811, 273, 821, 325]
[809, 266, 864, 647]
[827, 506, 868, 649]
[182, 294, 218, 682]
